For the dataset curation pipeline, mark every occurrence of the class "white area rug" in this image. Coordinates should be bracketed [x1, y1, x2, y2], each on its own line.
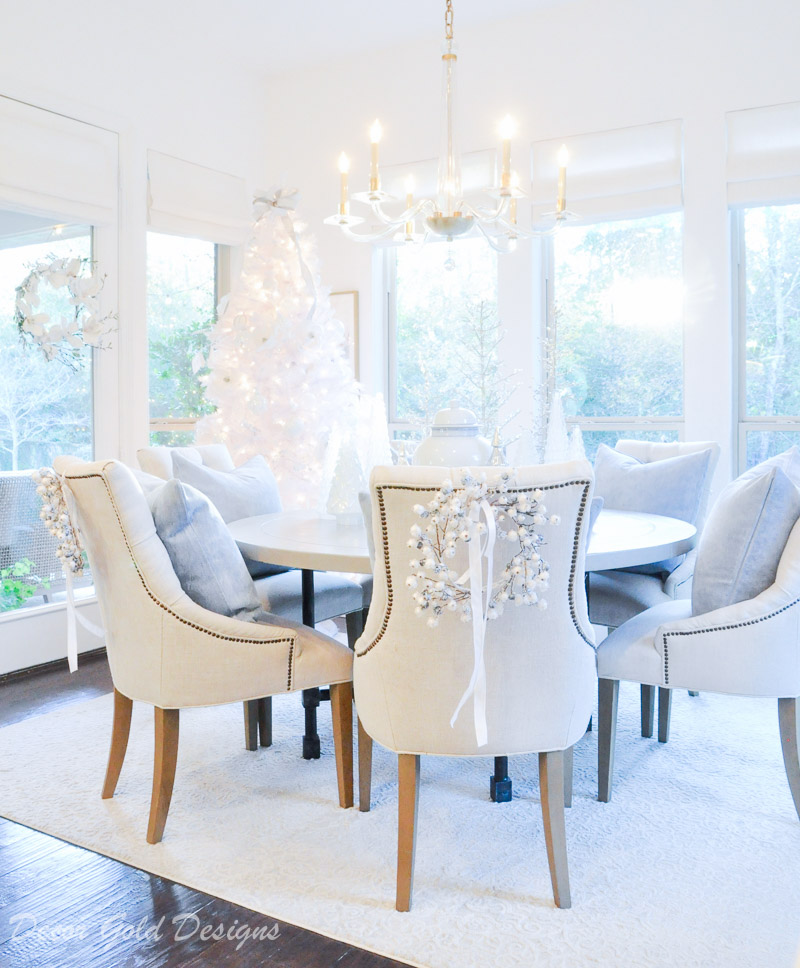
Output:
[1, 686, 799, 968]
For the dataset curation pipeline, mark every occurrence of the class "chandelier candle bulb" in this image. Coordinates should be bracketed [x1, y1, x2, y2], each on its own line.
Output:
[556, 144, 568, 215]
[369, 119, 382, 193]
[510, 171, 519, 224]
[405, 175, 415, 238]
[338, 152, 350, 215]
[499, 115, 517, 191]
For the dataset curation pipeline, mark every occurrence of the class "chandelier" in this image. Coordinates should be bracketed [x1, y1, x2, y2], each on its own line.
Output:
[324, 0, 571, 251]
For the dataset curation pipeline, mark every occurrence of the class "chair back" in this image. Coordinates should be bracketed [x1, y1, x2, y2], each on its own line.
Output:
[137, 444, 235, 480]
[54, 456, 195, 704]
[615, 439, 720, 531]
[354, 462, 597, 757]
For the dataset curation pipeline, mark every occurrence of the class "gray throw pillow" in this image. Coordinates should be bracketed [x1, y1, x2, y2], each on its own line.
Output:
[594, 444, 712, 576]
[594, 444, 711, 523]
[148, 478, 265, 622]
[692, 466, 800, 616]
[171, 453, 282, 523]
[171, 453, 287, 580]
[738, 446, 800, 489]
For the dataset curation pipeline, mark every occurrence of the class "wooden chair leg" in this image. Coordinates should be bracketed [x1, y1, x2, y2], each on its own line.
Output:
[102, 689, 133, 799]
[539, 750, 571, 909]
[658, 687, 672, 744]
[345, 610, 364, 649]
[598, 678, 619, 803]
[358, 717, 373, 812]
[147, 707, 179, 845]
[396, 753, 420, 912]
[330, 682, 354, 808]
[563, 744, 574, 808]
[641, 684, 655, 738]
[257, 697, 272, 748]
[243, 700, 258, 751]
[778, 698, 800, 822]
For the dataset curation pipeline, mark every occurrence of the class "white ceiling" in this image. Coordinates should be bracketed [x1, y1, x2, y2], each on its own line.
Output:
[152, 0, 576, 77]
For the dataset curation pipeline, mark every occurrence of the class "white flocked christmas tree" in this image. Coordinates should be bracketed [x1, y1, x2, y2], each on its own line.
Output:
[197, 188, 370, 510]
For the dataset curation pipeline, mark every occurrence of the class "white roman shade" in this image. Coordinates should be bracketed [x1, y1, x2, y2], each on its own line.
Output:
[0, 96, 117, 225]
[531, 120, 683, 222]
[147, 151, 250, 244]
[727, 101, 800, 206]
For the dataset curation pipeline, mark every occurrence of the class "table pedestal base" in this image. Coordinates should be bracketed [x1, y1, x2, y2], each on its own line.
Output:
[301, 569, 322, 760]
[490, 756, 512, 802]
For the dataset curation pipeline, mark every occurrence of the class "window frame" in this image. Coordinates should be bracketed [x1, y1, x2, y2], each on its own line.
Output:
[732, 202, 800, 473]
[146, 234, 227, 442]
[542, 208, 687, 447]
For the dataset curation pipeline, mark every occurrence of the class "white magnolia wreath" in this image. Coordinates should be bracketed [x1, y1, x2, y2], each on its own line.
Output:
[406, 470, 560, 627]
[15, 256, 116, 368]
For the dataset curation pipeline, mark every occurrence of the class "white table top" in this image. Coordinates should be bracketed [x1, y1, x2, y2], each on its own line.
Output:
[229, 508, 696, 575]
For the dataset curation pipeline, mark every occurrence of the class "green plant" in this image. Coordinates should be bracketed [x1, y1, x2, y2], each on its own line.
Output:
[0, 558, 47, 612]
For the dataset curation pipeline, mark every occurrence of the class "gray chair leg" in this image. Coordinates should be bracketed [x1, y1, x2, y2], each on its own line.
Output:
[598, 678, 619, 803]
[658, 687, 672, 743]
[778, 698, 800, 822]
[243, 700, 258, 751]
[257, 696, 272, 747]
[641, 684, 655, 738]
[539, 750, 571, 909]
[688, 690, 699, 697]
[345, 610, 364, 650]
[563, 744, 574, 808]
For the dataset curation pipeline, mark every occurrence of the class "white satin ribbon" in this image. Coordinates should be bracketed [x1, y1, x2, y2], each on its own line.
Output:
[59, 476, 104, 673]
[64, 569, 105, 673]
[450, 498, 496, 747]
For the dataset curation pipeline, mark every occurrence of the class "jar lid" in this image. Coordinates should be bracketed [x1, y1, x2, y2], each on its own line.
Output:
[432, 401, 479, 430]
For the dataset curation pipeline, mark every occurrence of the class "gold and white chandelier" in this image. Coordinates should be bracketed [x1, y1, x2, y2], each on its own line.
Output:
[324, 0, 571, 251]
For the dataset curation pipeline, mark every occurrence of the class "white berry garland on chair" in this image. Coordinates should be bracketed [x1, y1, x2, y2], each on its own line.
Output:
[15, 256, 116, 368]
[406, 469, 560, 627]
[32, 467, 86, 576]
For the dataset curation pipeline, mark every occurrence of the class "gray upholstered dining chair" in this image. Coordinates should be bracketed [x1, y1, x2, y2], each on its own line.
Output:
[596, 512, 800, 822]
[137, 443, 367, 750]
[54, 456, 355, 843]
[355, 462, 597, 910]
[588, 439, 720, 741]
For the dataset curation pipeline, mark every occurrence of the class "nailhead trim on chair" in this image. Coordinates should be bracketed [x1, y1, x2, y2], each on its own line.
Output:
[355, 479, 594, 657]
[67, 470, 297, 690]
[660, 596, 800, 685]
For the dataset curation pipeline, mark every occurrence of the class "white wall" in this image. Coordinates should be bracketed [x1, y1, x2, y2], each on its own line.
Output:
[263, 0, 800, 487]
[0, 2, 270, 465]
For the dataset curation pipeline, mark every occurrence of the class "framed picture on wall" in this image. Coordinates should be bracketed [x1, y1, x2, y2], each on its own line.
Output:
[331, 290, 359, 379]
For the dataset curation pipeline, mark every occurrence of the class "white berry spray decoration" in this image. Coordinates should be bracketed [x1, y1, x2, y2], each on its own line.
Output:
[31, 467, 86, 576]
[406, 470, 560, 627]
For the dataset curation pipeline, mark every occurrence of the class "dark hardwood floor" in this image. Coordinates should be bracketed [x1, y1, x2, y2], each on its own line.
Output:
[0, 652, 409, 968]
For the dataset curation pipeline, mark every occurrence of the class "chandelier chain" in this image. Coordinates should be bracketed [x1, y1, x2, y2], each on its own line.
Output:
[445, 0, 454, 42]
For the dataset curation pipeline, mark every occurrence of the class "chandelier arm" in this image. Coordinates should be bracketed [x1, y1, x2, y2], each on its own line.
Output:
[368, 198, 430, 227]
[338, 221, 405, 243]
[460, 195, 512, 224]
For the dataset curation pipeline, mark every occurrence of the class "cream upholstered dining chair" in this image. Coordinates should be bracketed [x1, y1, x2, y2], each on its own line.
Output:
[588, 439, 720, 741]
[54, 456, 355, 843]
[355, 462, 597, 910]
[596, 501, 800, 819]
[137, 442, 367, 751]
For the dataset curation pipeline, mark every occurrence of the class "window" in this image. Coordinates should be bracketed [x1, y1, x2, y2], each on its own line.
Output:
[735, 202, 800, 469]
[388, 238, 499, 434]
[0, 222, 93, 470]
[549, 212, 684, 458]
[147, 232, 217, 445]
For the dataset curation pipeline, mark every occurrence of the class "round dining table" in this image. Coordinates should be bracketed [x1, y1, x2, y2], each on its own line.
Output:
[229, 507, 696, 800]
